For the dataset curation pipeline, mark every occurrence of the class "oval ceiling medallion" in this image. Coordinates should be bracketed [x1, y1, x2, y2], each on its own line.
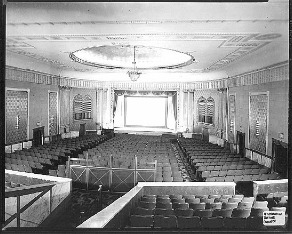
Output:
[69, 45, 194, 70]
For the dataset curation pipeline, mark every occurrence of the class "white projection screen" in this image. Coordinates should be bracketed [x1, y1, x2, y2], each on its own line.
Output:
[125, 96, 167, 127]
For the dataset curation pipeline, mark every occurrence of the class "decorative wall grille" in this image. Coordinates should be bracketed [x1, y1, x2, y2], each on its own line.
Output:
[6, 90, 28, 144]
[48, 91, 58, 136]
[249, 93, 268, 154]
[73, 94, 92, 120]
[197, 96, 215, 124]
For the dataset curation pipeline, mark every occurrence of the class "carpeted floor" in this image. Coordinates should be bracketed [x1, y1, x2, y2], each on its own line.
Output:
[51, 188, 122, 228]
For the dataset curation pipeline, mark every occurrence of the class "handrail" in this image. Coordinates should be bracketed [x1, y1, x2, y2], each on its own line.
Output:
[5, 182, 56, 198]
[5, 182, 56, 228]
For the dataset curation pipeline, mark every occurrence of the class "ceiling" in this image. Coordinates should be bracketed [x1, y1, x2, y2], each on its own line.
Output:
[6, 1, 289, 82]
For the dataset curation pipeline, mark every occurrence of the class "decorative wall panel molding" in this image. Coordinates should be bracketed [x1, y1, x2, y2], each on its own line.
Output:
[249, 92, 269, 154]
[48, 91, 58, 136]
[6, 90, 29, 144]
[228, 94, 236, 143]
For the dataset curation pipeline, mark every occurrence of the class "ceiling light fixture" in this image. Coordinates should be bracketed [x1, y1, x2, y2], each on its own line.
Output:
[127, 46, 141, 82]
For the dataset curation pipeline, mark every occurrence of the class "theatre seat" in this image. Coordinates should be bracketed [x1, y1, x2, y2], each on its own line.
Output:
[201, 216, 224, 229]
[194, 209, 213, 218]
[174, 208, 194, 217]
[246, 216, 267, 230]
[154, 208, 175, 216]
[224, 217, 247, 229]
[212, 208, 233, 218]
[153, 215, 177, 228]
[232, 208, 251, 218]
[138, 201, 156, 209]
[177, 216, 200, 229]
[130, 215, 153, 227]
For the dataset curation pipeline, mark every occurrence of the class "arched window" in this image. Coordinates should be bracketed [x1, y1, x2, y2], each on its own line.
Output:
[73, 94, 92, 120]
[198, 96, 215, 125]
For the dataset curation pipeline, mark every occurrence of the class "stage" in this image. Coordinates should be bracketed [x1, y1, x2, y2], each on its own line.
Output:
[114, 127, 176, 136]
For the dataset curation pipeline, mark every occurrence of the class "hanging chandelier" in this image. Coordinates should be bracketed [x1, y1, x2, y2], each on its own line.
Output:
[127, 46, 141, 81]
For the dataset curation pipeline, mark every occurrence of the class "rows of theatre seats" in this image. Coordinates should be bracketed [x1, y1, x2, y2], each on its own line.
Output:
[128, 193, 288, 230]
[179, 138, 281, 182]
[5, 135, 109, 176]
[75, 134, 190, 182]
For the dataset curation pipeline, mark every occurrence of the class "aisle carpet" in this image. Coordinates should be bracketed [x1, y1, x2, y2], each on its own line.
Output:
[51, 188, 122, 228]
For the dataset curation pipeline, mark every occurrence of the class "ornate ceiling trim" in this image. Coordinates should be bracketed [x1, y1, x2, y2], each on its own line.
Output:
[5, 61, 288, 90]
[6, 48, 95, 72]
[69, 45, 194, 70]
[7, 33, 276, 41]
[7, 33, 280, 72]
[7, 19, 287, 27]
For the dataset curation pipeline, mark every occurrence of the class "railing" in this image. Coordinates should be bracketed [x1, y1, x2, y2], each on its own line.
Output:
[5, 139, 33, 153]
[4, 182, 56, 228]
[67, 156, 157, 193]
[97, 185, 103, 211]
[245, 147, 273, 169]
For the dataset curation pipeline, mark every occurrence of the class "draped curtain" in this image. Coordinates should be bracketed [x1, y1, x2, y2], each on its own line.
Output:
[167, 96, 175, 130]
[113, 91, 125, 128]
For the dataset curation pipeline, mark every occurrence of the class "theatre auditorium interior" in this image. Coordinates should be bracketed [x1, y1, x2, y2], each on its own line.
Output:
[2, 1, 290, 232]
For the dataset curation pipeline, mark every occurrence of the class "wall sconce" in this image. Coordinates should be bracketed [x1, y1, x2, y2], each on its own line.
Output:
[15, 115, 20, 129]
[278, 133, 284, 139]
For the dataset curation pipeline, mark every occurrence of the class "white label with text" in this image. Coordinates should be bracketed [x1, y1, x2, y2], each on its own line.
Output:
[263, 211, 285, 226]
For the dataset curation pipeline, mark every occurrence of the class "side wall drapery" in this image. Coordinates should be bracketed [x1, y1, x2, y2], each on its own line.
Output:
[102, 88, 112, 128]
[96, 88, 112, 129]
[188, 92, 194, 132]
[166, 96, 175, 130]
[113, 94, 125, 128]
[179, 91, 195, 132]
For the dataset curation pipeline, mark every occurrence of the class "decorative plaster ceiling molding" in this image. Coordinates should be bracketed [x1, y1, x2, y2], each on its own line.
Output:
[7, 33, 281, 72]
[7, 19, 287, 27]
[7, 48, 95, 72]
[70, 45, 194, 70]
[8, 33, 279, 42]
